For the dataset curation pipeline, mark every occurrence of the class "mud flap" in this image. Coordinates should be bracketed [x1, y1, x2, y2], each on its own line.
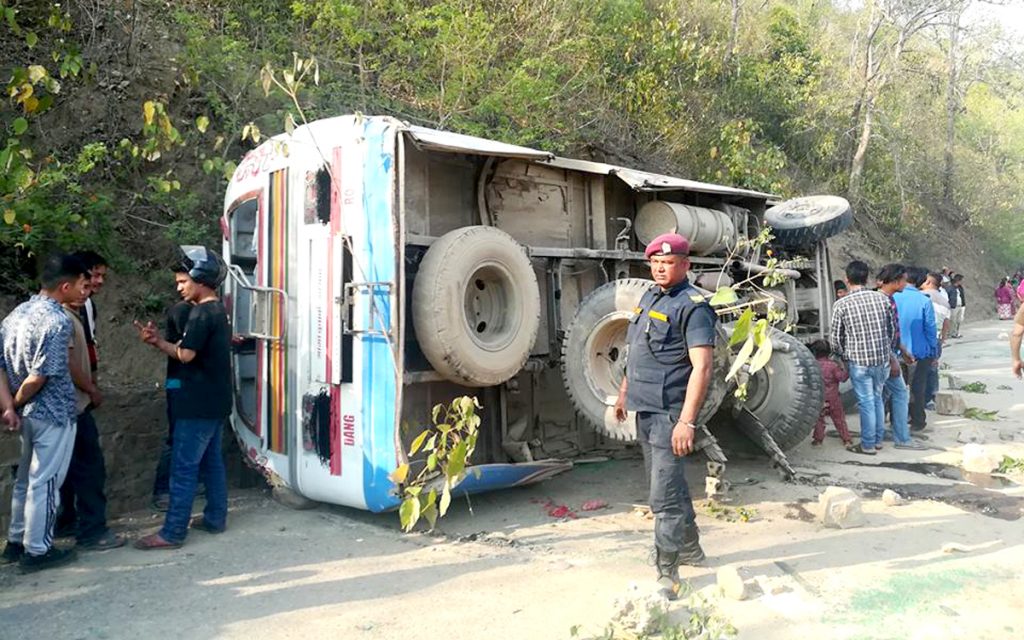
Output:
[446, 460, 573, 496]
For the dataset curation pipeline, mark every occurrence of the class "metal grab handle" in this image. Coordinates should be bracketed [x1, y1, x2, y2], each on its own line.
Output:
[228, 264, 288, 342]
[342, 281, 393, 337]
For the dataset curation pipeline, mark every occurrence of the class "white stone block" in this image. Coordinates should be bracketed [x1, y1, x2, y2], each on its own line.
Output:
[818, 486, 864, 529]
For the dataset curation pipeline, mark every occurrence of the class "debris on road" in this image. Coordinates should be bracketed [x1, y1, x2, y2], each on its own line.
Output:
[964, 407, 1000, 421]
[962, 444, 999, 473]
[935, 392, 967, 416]
[546, 504, 578, 519]
[818, 486, 864, 529]
[716, 564, 750, 601]
[580, 500, 609, 511]
[957, 426, 987, 444]
[882, 489, 905, 507]
[941, 542, 971, 554]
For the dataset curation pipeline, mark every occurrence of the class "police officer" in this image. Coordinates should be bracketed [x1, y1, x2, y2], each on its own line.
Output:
[613, 232, 717, 597]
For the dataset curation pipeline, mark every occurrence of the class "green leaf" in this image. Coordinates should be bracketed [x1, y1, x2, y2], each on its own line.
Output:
[421, 498, 437, 529]
[25, 31, 37, 48]
[747, 336, 773, 375]
[431, 403, 443, 423]
[399, 496, 420, 532]
[426, 452, 437, 471]
[12, 117, 28, 135]
[439, 483, 452, 517]
[195, 115, 209, 133]
[409, 430, 429, 455]
[388, 463, 409, 484]
[3, 209, 16, 225]
[708, 286, 737, 307]
[726, 335, 755, 381]
[752, 319, 769, 345]
[729, 309, 754, 347]
[202, 158, 214, 174]
[448, 440, 468, 478]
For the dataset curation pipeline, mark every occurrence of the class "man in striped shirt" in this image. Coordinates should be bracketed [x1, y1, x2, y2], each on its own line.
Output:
[830, 261, 899, 455]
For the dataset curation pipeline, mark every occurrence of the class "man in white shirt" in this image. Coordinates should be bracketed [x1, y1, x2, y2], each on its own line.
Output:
[922, 273, 950, 409]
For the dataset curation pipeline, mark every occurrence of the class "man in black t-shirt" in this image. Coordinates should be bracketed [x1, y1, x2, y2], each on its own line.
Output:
[134, 246, 231, 549]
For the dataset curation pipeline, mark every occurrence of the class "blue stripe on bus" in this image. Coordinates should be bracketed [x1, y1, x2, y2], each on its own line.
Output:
[360, 118, 400, 512]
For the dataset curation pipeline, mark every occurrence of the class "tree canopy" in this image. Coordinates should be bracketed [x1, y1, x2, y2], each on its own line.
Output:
[2, 0, 1023, 286]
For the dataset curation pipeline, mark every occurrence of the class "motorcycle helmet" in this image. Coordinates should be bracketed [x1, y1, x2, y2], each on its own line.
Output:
[177, 245, 227, 289]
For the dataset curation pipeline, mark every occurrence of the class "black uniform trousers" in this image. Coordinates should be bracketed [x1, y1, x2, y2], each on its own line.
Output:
[636, 411, 697, 553]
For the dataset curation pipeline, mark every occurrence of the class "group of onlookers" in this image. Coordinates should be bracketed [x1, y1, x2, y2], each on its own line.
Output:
[0, 253, 120, 573]
[1, 246, 232, 573]
[819, 262, 953, 454]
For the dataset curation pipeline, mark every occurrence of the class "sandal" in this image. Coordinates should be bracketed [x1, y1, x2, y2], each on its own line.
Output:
[134, 533, 182, 550]
[846, 443, 876, 455]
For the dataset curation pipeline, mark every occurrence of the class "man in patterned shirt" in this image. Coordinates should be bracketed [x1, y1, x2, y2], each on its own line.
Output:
[830, 261, 899, 455]
[0, 254, 90, 572]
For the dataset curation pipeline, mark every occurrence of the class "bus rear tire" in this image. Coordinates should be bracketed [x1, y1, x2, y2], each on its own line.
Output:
[412, 225, 541, 387]
[560, 278, 729, 441]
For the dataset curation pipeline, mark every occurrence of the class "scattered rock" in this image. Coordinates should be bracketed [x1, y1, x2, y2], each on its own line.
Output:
[611, 583, 673, 633]
[999, 429, 1018, 442]
[705, 476, 724, 500]
[935, 392, 967, 416]
[997, 332, 1010, 340]
[944, 374, 965, 390]
[962, 443, 999, 474]
[818, 486, 864, 529]
[881, 489, 904, 506]
[716, 564, 749, 601]
[482, 532, 515, 547]
[956, 426, 987, 444]
[942, 542, 971, 554]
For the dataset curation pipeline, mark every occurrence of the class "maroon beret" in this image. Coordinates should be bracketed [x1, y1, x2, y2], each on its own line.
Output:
[644, 232, 690, 258]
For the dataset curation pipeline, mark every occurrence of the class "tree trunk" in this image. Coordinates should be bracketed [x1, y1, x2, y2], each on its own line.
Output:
[848, 95, 874, 199]
[942, 11, 961, 205]
[725, 0, 741, 69]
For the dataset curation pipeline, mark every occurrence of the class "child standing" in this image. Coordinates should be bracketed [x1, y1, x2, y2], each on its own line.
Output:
[809, 340, 852, 446]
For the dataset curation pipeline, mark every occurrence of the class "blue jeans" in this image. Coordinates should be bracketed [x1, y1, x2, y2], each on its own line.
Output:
[849, 364, 887, 450]
[160, 419, 228, 543]
[883, 372, 911, 445]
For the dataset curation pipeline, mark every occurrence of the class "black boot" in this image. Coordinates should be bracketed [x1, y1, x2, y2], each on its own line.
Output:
[678, 526, 706, 565]
[654, 547, 682, 600]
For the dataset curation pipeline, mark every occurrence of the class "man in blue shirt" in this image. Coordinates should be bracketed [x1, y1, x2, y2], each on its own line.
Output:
[1, 254, 90, 572]
[893, 266, 938, 433]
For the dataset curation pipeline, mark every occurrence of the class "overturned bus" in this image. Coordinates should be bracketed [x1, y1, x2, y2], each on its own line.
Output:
[222, 115, 851, 512]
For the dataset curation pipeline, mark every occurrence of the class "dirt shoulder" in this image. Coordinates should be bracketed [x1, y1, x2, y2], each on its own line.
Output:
[1, 319, 1022, 640]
